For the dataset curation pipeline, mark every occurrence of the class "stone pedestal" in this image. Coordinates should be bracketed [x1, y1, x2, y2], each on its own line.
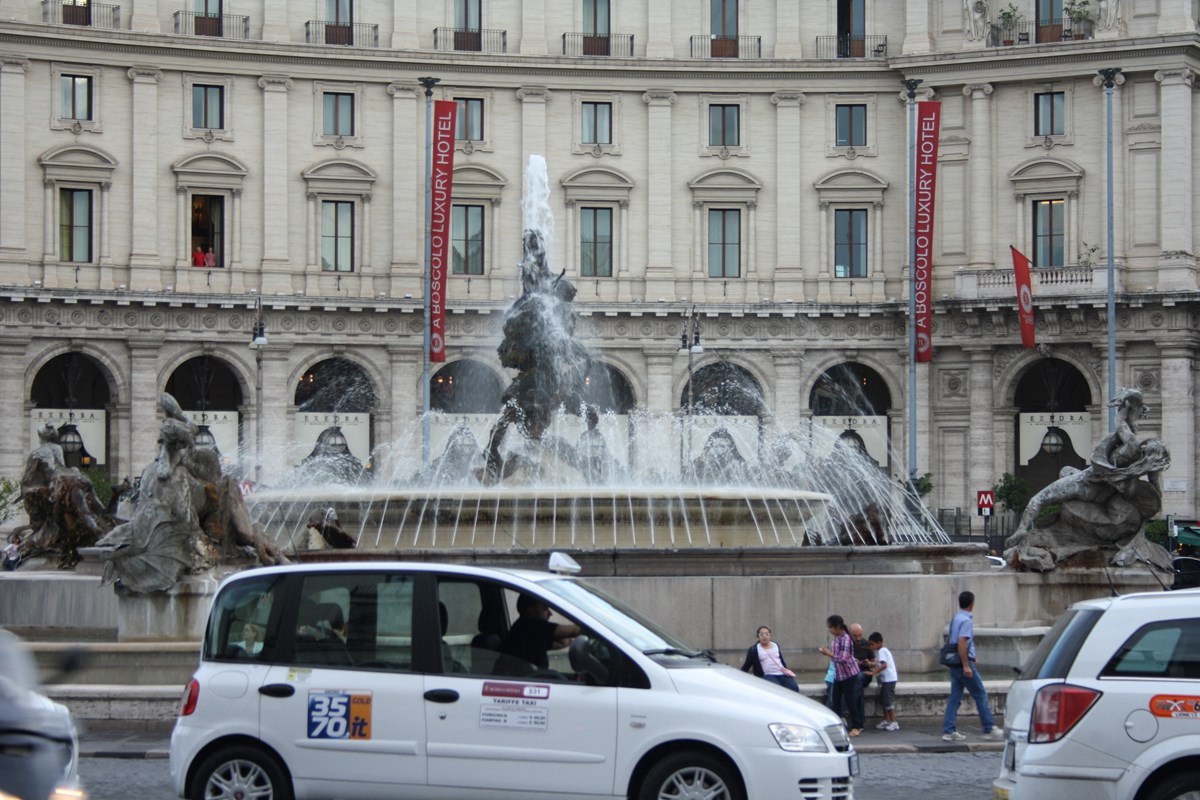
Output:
[114, 574, 220, 642]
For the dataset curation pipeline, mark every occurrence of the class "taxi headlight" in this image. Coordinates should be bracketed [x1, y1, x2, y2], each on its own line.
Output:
[769, 723, 828, 752]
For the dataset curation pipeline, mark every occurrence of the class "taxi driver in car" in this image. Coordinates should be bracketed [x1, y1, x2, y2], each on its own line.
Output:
[499, 594, 581, 672]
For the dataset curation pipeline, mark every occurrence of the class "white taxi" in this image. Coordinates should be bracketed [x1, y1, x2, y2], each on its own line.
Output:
[994, 587, 1200, 800]
[170, 555, 857, 800]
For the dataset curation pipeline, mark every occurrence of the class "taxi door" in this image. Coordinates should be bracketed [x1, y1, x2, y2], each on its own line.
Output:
[422, 578, 619, 795]
[257, 571, 428, 799]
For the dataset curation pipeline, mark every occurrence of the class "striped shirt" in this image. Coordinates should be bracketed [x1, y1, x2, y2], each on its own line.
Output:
[831, 631, 860, 681]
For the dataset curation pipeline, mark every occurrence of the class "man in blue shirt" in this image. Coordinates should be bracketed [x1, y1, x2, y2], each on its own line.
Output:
[942, 590, 1001, 741]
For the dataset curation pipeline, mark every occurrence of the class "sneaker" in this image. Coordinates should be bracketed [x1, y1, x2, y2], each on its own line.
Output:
[942, 731, 967, 741]
[885, 722, 900, 731]
[875, 721, 890, 730]
[980, 730, 1004, 740]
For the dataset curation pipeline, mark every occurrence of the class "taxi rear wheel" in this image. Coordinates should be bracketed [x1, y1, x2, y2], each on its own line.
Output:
[1143, 771, 1200, 800]
[639, 750, 744, 800]
[189, 745, 293, 800]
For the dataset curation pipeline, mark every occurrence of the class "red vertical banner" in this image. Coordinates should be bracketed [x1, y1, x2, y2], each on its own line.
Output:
[1010, 245, 1037, 349]
[913, 101, 941, 363]
[428, 100, 457, 363]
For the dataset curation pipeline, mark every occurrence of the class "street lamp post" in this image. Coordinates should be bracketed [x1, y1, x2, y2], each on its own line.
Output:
[248, 298, 267, 484]
[419, 75, 440, 477]
[901, 77, 923, 505]
[680, 306, 703, 469]
[1098, 67, 1122, 432]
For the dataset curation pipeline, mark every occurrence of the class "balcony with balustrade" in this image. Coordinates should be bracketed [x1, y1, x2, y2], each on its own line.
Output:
[173, 10, 249, 38]
[305, 20, 378, 46]
[689, 35, 761, 58]
[42, 0, 120, 29]
[562, 32, 634, 57]
[433, 27, 507, 53]
[815, 34, 888, 58]
[955, 262, 1123, 300]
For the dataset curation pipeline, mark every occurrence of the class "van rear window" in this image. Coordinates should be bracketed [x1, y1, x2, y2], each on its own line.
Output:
[1017, 608, 1103, 680]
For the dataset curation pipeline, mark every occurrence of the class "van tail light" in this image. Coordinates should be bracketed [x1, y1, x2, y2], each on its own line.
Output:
[1030, 684, 1101, 743]
[179, 679, 200, 717]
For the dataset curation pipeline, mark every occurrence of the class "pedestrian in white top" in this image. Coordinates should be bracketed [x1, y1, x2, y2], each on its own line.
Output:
[867, 631, 901, 730]
[740, 625, 800, 692]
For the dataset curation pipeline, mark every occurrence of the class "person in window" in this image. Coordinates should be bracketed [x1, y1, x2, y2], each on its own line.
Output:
[204, 247, 217, 268]
[192, 245, 207, 267]
[498, 594, 580, 672]
[236, 621, 263, 655]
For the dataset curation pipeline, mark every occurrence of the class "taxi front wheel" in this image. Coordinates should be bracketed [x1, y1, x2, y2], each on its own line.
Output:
[1143, 770, 1200, 800]
[638, 750, 744, 800]
[189, 744, 293, 800]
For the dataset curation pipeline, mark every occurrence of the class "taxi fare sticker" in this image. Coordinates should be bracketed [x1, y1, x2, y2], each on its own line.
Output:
[1150, 695, 1200, 719]
[479, 681, 550, 732]
[307, 690, 373, 739]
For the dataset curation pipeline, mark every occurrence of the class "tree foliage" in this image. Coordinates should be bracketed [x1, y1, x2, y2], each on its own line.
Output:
[994, 472, 1032, 516]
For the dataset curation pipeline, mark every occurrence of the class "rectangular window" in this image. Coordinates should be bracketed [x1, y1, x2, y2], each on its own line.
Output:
[834, 208, 868, 278]
[1034, 92, 1065, 136]
[708, 104, 739, 147]
[192, 85, 223, 129]
[190, 194, 224, 267]
[580, 207, 613, 277]
[455, 0, 480, 29]
[60, 75, 92, 120]
[1032, 199, 1065, 267]
[291, 572, 416, 671]
[323, 93, 354, 136]
[455, 98, 483, 141]
[836, 104, 866, 147]
[452, 205, 485, 275]
[59, 189, 92, 263]
[321, 200, 354, 272]
[707, 208, 740, 278]
[325, 0, 351, 24]
[194, 0, 220, 14]
[582, 102, 612, 145]
[583, 0, 609, 36]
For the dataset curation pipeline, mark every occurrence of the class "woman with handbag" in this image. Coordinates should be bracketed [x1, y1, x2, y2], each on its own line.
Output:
[740, 625, 800, 692]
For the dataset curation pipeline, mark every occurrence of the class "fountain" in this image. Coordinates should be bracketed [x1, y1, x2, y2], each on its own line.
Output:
[248, 156, 951, 555]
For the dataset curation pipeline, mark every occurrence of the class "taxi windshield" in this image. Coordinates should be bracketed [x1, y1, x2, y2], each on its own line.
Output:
[537, 578, 702, 659]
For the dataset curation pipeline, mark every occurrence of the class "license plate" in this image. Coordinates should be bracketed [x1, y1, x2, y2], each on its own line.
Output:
[848, 753, 859, 777]
[993, 787, 1010, 800]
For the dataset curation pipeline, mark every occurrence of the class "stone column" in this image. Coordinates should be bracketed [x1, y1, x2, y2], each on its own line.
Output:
[966, 347, 994, 504]
[388, 81, 421, 296]
[965, 83, 994, 268]
[645, 0, 672, 57]
[259, 76, 293, 294]
[128, 341, 161, 471]
[391, 0, 418, 48]
[520, 0, 547, 54]
[0, 58, 29, 279]
[127, 67, 163, 290]
[903, 0, 932, 54]
[642, 90, 676, 299]
[772, 90, 805, 302]
[1155, 69, 1196, 289]
[1159, 346, 1195, 514]
[0, 342, 26, 473]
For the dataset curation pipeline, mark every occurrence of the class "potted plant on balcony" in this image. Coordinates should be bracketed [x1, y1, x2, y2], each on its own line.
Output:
[1064, 0, 1090, 38]
[998, 3, 1023, 45]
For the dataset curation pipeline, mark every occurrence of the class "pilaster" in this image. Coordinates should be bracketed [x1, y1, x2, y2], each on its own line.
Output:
[519, 0, 547, 54]
[642, 90, 676, 299]
[517, 86, 549, 173]
[903, 0, 932, 55]
[261, 0, 288, 41]
[772, 91, 806, 302]
[774, 4, 802, 57]
[388, 346, 421, 438]
[1159, 345, 1195, 515]
[0, 58, 30, 279]
[645, 352, 675, 412]
[127, 67, 163, 290]
[259, 76, 293, 294]
[0, 342, 28, 473]
[645, 0, 673, 57]
[128, 341, 161, 471]
[128, 0, 161, 32]
[964, 83, 994, 268]
[388, 82, 422, 297]
[391, 0, 418, 48]
[1157, 0, 1193, 34]
[1154, 69, 1197, 289]
[965, 347, 994, 505]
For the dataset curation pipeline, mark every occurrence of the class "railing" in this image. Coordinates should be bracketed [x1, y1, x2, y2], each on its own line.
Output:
[995, 17, 1094, 44]
[955, 263, 1122, 299]
[304, 20, 379, 46]
[814, 34, 888, 58]
[562, 32, 634, 57]
[433, 27, 507, 53]
[689, 35, 761, 58]
[42, 0, 121, 28]
[173, 10, 248, 38]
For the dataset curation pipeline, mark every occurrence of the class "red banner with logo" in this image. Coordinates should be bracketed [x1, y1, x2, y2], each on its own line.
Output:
[914, 101, 940, 363]
[428, 100, 457, 363]
[1010, 245, 1036, 349]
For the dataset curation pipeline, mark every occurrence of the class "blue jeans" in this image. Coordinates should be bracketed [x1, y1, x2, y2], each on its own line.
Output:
[943, 662, 996, 734]
[762, 674, 800, 692]
[831, 674, 864, 730]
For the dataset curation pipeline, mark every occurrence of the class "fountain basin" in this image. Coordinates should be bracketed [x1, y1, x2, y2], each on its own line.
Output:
[249, 486, 838, 550]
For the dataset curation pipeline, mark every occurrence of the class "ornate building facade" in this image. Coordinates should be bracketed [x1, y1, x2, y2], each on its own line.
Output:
[0, 0, 1197, 524]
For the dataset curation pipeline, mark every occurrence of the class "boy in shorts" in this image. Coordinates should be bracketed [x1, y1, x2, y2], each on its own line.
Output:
[867, 631, 900, 730]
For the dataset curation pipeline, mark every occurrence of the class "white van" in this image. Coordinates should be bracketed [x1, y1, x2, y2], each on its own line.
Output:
[169, 556, 857, 800]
